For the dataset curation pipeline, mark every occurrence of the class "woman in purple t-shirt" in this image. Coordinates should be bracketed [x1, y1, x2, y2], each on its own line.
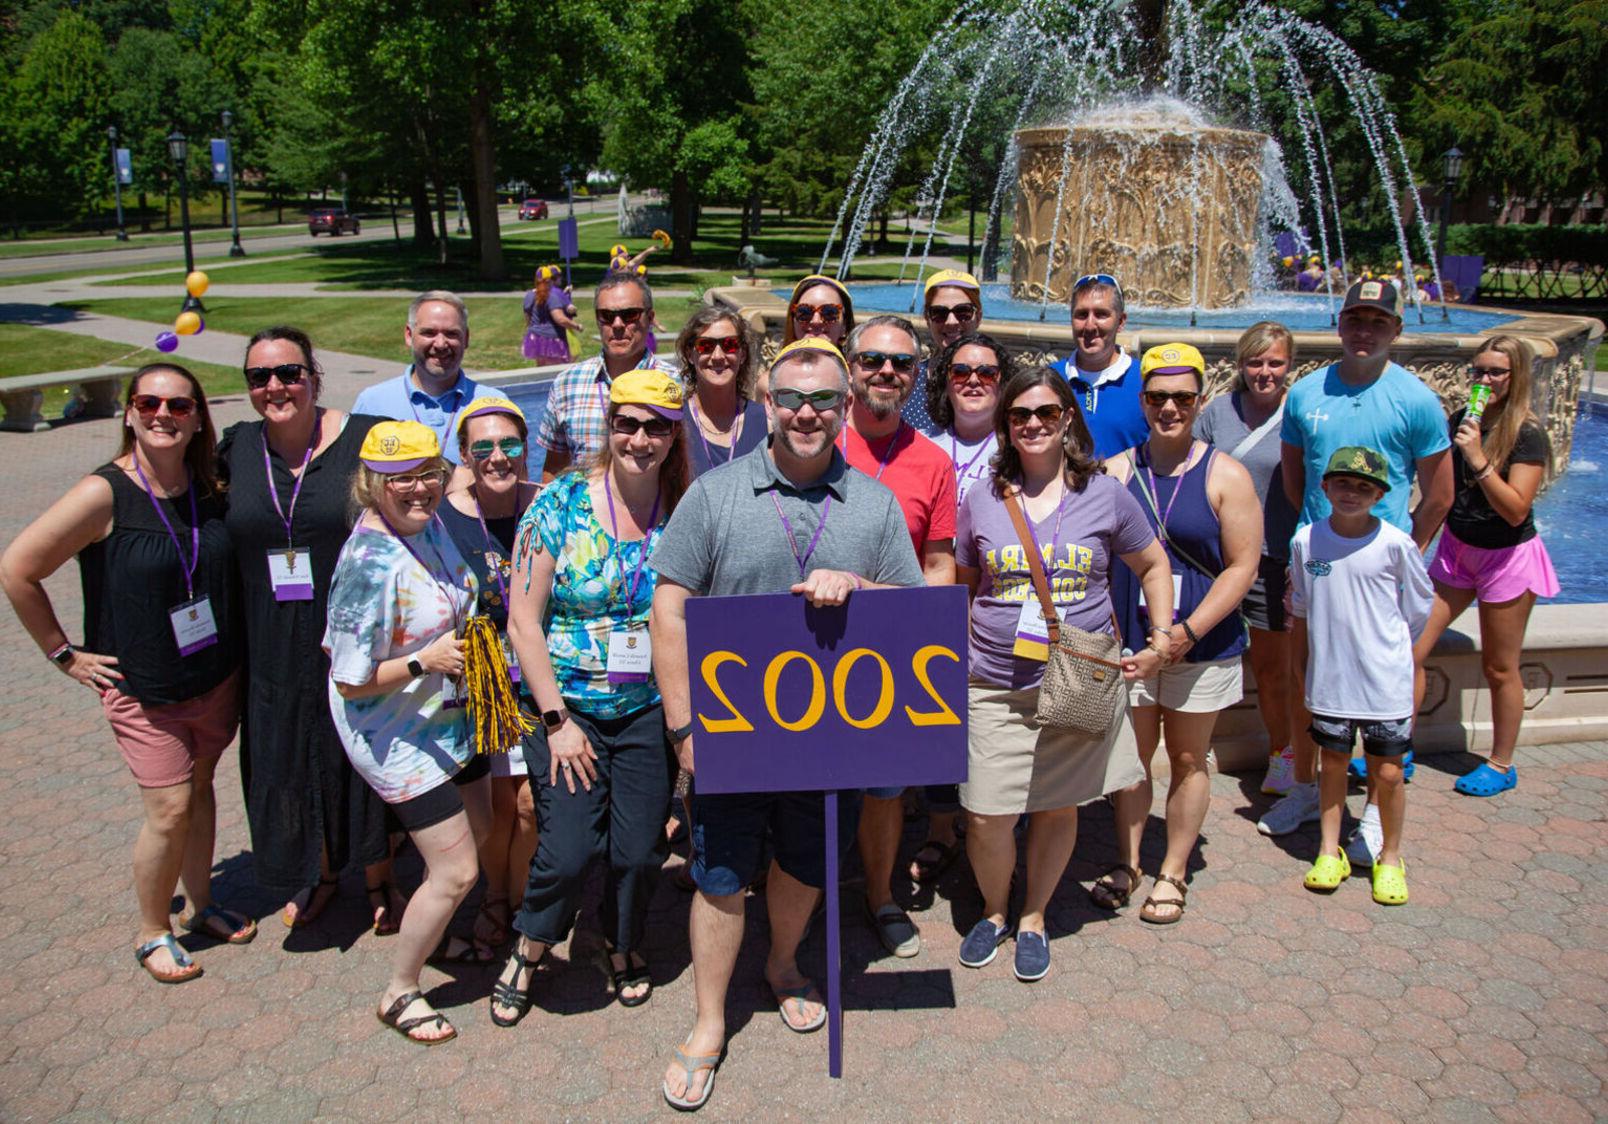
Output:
[953, 366, 1173, 983]
[522, 267, 581, 364]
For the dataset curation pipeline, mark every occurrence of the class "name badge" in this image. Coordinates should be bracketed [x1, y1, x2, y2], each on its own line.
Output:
[1013, 598, 1056, 662]
[606, 627, 652, 684]
[1137, 572, 1185, 622]
[169, 597, 219, 656]
[267, 548, 314, 602]
[502, 635, 522, 686]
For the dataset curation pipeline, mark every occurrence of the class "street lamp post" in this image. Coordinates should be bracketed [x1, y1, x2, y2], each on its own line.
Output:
[222, 110, 244, 258]
[107, 126, 128, 241]
[167, 130, 196, 276]
[1435, 145, 1464, 273]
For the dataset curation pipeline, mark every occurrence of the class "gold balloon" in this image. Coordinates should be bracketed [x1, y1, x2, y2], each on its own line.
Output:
[185, 271, 210, 297]
[175, 311, 202, 336]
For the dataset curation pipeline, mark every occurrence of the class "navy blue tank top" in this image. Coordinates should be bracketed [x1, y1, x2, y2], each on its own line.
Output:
[1115, 446, 1246, 663]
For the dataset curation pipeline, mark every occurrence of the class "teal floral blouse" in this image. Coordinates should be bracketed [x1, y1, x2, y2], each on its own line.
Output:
[517, 470, 666, 719]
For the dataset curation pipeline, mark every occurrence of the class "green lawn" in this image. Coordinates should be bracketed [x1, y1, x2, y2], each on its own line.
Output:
[56, 294, 702, 372]
[0, 223, 312, 261]
[0, 323, 244, 414]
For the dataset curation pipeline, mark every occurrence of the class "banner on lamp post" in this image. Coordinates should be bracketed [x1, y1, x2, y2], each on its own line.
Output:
[115, 148, 132, 186]
[209, 139, 231, 184]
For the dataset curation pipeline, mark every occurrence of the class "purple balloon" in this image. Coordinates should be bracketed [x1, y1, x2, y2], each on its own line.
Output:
[155, 331, 179, 353]
[193, 317, 205, 336]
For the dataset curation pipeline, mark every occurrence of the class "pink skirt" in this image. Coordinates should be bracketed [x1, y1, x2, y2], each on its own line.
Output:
[1429, 526, 1561, 603]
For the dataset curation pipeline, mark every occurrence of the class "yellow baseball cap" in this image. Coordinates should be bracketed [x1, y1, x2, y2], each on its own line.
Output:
[923, 268, 983, 311]
[360, 420, 440, 473]
[610, 369, 684, 419]
[456, 396, 527, 436]
[772, 336, 849, 371]
[1140, 342, 1207, 380]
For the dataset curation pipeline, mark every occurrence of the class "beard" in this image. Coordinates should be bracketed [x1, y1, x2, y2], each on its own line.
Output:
[852, 375, 908, 420]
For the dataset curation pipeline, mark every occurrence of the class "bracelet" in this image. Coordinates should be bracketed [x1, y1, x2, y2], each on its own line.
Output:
[46, 641, 71, 662]
[1148, 625, 1171, 639]
[1473, 463, 1495, 481]
[1180, 619, 1201, 645]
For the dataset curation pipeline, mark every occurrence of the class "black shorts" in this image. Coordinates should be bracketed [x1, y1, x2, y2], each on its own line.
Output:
[1241, 555, 1289, 632]
[391, 753, 492, 832]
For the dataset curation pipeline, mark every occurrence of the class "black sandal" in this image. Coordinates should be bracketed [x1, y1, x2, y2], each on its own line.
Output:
[611, 954, 653, 1008]
[427, 934, 496, 966]
[1090, 864, 1143, 911]
[365, 881, 404, 936]
[283, 877, 338, 929]
[377, 990, 456, 1045]
[490, 946, 541, 1027]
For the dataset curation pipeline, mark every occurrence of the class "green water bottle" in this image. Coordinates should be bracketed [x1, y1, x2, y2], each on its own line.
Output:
[1467, 382, 1493, 422]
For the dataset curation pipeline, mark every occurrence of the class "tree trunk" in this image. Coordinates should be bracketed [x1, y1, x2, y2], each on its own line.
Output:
[139, 191, 150, 232]
[670, 169, 693, 264]
[982, 205, 1002, 281]
[410, 174, 434, 246]
[878, 210, 889, 254]
[390, 189, 401, 243]
[468, 76, 504, 279]
[434, 177, 449, 265]
[749, 190, 763, 236]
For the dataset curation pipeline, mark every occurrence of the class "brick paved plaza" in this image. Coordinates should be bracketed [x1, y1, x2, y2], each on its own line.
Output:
[1, 402, 1605, 1122]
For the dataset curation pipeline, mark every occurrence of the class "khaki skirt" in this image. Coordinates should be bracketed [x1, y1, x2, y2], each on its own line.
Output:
[959, 680, 1143, 816]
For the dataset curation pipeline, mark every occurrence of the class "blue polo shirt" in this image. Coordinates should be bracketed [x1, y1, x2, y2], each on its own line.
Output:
[350, 367, 498, 464]
[1050, 352, 1147, 458]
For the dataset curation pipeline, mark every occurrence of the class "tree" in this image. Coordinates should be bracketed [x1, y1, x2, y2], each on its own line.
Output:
[5, 11, 113, 221]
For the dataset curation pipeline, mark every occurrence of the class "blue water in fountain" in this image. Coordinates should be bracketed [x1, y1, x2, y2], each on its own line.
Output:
[1535, 400, 1606, 604]
[826, 282, 1521, 333]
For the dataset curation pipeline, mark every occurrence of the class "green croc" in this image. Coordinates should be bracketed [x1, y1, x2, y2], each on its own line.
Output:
[1303, 849, 1351, 892]
[1372, 859, 1409, 905]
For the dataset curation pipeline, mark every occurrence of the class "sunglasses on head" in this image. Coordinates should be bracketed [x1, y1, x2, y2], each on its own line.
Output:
[1006, 404, 1064, 427]
[771, 387, 846, 413]
[385, 469, 448, 492]
[1142, 390, 1200, 408]
[131, 394, 198, 420]
[792, 303, 843, 324]
[926, 303, 976, 324]
[243, 363, 310, 389]
[597, 307, 645, 326]
[609, 414, 675, 438]
[692, 335, 742, 357]
[949, 363, 1000, 385]
[854, 350, 917, 374]
[1072, 272, 1122, 297]
[468, 437, 526, 461]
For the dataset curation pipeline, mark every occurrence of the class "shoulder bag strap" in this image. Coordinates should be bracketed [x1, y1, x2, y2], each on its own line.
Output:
[1228, 398, 1285, 463]
[1003, 487, 1061, 644]
[1131, 444, 1221, 580]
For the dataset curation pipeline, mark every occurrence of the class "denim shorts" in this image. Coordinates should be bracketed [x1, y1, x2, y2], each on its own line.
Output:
[690, 789, 862, 896]
[864, 784, 961, 813]
[1309, 714, 1413, 757]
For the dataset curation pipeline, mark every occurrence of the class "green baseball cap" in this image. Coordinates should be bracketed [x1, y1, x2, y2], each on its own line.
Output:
[1322, 445, 1390, 491]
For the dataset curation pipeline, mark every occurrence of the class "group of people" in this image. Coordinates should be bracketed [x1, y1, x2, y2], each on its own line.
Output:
[0, 260, 1560, 1110]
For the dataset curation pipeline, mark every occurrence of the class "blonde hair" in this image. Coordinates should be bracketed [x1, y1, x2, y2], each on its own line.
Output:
[1473, 335, 1540, 474]
[350, 456, 452, 514]
[1234, 321, 1296, 391]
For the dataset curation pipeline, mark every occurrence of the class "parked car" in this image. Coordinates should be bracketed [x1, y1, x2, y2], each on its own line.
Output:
[518, 198, 549, 221]
[308, 208, 360, 236]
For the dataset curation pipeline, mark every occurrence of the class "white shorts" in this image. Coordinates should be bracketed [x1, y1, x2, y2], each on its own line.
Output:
[1128, 656, 1244, 713]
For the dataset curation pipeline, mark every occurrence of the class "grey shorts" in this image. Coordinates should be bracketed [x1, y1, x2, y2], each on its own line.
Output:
[1309, 714, 1413, 757]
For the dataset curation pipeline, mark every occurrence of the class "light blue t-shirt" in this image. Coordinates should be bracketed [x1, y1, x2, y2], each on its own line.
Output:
[1280, 361, 1450, 532]
[350, 368, 499, 465]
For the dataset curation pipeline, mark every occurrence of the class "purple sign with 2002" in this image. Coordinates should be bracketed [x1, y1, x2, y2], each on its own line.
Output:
[685, 586, 970, 795]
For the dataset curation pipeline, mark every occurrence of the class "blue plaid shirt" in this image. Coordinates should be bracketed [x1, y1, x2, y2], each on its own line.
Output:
[533, 353, 679, 460]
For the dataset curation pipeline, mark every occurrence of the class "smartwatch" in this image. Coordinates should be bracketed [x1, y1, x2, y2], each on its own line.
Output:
[667, 721, 696, 745]
[48, 643, 75, 667]
[407, 657, 425, 679]
[541, 709, 566, 731]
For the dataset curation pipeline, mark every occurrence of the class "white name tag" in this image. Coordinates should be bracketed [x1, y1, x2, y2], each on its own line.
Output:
[170, 597, 218, 656]
[1013, 598, 1057, 661]
[267, 548, 314, 602]
[1138, 572, 1184, 620]
[606, 627, 652, 684]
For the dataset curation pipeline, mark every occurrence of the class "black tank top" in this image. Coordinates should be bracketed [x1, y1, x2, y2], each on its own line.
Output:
[79, 464, 240, 706]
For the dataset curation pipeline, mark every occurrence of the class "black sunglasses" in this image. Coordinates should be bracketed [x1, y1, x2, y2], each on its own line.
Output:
[772, 387, 846, 413]
[926, 303, 976, 324]
[244, 363, 310, 389]
[854, 350, 917, 374]
[949, 363, 1000, 385]
[1006, 404, 1065, 426]
[610, 414, 675, 438]
[1142, 390, 1200, 408]
[597, 307, 646, 325]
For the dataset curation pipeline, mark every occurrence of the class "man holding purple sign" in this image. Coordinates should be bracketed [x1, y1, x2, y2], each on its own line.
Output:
[649, 338, 925, 1110]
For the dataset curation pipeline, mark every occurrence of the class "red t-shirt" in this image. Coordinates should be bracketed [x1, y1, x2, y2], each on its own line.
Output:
[841, 423, 958, 558]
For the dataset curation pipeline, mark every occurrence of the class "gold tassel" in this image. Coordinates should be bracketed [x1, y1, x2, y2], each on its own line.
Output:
[461, 616, 533, 755]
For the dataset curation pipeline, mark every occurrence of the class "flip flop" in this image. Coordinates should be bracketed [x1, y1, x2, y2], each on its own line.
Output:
[662, 1042, 724, 1111]
[366, 881, 407, 937]
[1089, 864, 1143, 911]
[1455, 762, 1517, 797]
[282, 877, 338, 929]
[135, 933, 203, 985]
[376, 990, 456, 1045]
[180, 904, 258, 945]
[771, 983, 826, 1033]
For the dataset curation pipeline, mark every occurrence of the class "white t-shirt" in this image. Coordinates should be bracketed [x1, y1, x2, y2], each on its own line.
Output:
[924, 425, 997, 506]
[1289, 518, 1433, 721]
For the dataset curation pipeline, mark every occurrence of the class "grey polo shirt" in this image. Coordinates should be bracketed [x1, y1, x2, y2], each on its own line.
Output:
[651, 440, 924, 596]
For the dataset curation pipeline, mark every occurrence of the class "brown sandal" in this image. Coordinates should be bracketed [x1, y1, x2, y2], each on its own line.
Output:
[1139, 874, 1188, 925]
[1090, 864, 1143, 910]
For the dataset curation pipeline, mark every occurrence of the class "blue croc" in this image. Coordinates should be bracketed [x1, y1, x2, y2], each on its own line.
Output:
[1348, 755, 1368, 780]
[1455, 761, 1516, 797]
[1013, 930, 1050, 982]
[1403, 750, 1415, 783]
[959, 918, 1011, 968]
[1351, 750, 1415, 782]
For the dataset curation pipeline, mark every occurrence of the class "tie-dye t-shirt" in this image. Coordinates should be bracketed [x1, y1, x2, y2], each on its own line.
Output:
[324, 518, 478, 804]
[517, 470, 666, 719]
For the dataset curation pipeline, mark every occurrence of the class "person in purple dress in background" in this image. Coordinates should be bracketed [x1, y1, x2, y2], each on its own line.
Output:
[523, 266, 581, 365]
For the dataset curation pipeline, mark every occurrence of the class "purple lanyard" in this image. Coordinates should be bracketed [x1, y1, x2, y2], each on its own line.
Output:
[949, 429, 993, 483]
[405, 373, 462, 444]
[1017, 479, 1070, 577]
[261, 414, 321, 546]
[379, 514, 461, 632]
[771, 491, 831, 578]
[688, 399, 745, 468]
[471, 494, 512, 605]
[131, 458, 201, 601]
[601, 473, 661, 609]
[1141, 443, 1192, 538]
[842, 421, 903, 480]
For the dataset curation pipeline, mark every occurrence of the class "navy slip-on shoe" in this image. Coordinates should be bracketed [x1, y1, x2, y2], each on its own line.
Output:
[958, 918, 1011, 968]
[1013, 930, 1050, 982]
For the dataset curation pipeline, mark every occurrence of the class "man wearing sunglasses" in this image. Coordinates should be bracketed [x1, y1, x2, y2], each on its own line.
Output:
[1049, 273, 1149, 458]
[841, 315, 959, 959]
[534, 272, 678, 482]
[649, 338, 923, 1109]
[351, 291, 499, 466]
[901, 269, 985, 430]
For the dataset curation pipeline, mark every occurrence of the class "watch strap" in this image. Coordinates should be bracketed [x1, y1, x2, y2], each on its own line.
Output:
[667, 721, 695, 744]
[407, 657, 425, 679]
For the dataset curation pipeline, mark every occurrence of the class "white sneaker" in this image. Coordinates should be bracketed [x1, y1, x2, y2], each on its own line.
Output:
[1261, 746, 1296, 795]
[1346, 812, 1383, 867]
[1257, 782, 1319, 836]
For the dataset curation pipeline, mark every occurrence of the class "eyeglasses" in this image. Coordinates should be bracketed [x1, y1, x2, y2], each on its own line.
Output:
[792, 303, 843, 324]
[1072, 273, 1123, 297]
[1142, 390, 1201, 408]
[468, 437, 526, 461]
[926, 303, 976, 324]
[385, 470, 448, 492]
[772, 387, 846, 413]
[853, 350, 917, 373]
[596, 307, 646, 325]
[131, 394, 198, 419]
[1006, 404, 1065, 427]
[949, 363, 1000, 385]
[1469, 364, 1511, 379]
[243, 363, 309, 389]
[609, 414, 675, 438]
[692, 335, 742, 357]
